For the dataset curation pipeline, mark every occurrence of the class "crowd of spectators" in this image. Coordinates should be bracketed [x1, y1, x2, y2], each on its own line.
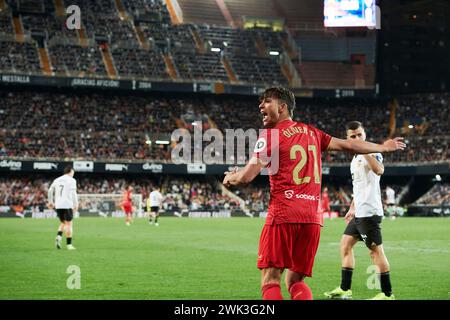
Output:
[0, 14, 13, 34]
[1, 172, 418, 217]
[20, 13, 78, 41]
[48, 44, 107, 77]
[0, 90, 175, 161]
[0, 40, 41, 74]
[162, 178, 240, 212]
[0, 90, 448, 163]
[0, 174, 241, 214]
[233, 183, 270, 213]
[0, 177, 49, 209]
[415, 184, 449, 206]
[122, 0, 171, 22]
[111, 48, 169, 80]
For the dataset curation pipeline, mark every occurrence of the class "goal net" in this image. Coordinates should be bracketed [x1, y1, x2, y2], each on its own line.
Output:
[78, 194, 143, 218]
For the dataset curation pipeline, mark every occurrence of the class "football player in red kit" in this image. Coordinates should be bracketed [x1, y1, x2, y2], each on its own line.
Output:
[223, 87, 406, 300]
[122, 185, 133, 226]
[322, 187, 331, 217]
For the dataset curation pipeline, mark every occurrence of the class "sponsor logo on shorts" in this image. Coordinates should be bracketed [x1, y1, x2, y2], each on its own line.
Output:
[284, 190, 320, 201]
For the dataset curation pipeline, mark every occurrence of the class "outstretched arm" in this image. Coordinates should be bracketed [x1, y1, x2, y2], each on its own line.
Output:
[327, 137, 406, 154]
[223, 157, 266, 188]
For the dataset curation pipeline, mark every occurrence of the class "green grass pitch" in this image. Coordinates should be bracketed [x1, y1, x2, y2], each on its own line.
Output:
[0, 217, 449, 300]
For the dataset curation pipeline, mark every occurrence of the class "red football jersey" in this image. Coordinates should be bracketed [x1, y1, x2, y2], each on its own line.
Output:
[122, 190, 132, 205]
[252, 119, 332, 226]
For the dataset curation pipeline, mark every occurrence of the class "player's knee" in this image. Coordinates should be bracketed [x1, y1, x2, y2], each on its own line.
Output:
[261, 268, 282, 286]
[368, 248, 376, 260]
[64, 222, 72, 234]
[263, 274, 281, 285]
[369, 246, 383, 259]
[285, 274, 306, 289]
[341, 242, 353, 256]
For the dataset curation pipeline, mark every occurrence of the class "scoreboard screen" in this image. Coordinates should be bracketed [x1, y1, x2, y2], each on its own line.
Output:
[324, 0, 377, 27]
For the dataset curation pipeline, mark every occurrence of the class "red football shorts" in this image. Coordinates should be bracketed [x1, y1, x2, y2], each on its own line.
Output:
[122, 203, 132, 214]
[257, 223, 322, 277]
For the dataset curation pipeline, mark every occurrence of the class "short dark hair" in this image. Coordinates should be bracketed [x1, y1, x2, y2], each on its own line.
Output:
[346, 121, 364, 131]
[64, 165, 73, 174]
[260, 86, 296, 117]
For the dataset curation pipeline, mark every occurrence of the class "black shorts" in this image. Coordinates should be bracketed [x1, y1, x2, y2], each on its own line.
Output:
[56, 209, 73, 222]
[344, 215, 383, 248]
[150, 206, 160, 214]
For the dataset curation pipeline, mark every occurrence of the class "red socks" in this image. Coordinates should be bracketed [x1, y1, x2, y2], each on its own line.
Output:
[261, 281, 313, 300]
[262, 283, 283, 300]
[289, 281, 313, 300]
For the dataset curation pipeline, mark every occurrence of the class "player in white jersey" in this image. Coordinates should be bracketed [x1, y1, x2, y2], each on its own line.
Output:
[47, 166, 78, 250]
[149, 187, 163, 226]
[385, 186, 396, 206]
[324, 121, 395, 300]
[384, 186, 398, 219]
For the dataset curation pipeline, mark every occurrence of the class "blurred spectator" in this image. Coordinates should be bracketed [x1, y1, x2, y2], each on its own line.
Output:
[415, 184, 449, 206]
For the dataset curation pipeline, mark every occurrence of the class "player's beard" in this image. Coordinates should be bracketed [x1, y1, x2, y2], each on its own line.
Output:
[263, 113, 278, 128]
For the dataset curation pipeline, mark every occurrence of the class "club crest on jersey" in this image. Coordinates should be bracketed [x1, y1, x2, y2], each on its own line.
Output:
[254, 138, 267, 153]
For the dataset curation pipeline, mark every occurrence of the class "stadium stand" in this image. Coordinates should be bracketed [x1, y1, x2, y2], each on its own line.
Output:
[0, 0, 378, 88]
[172, 51, 229, 82]
[0, 174, 241, 213]
[20, 13, 77, 41]
[177, 0, 228, 26]
[415, 184, 449, 206]
[121, 0, 171, 19]
[224, 0, 280, 23]
[111, 48, 169, 80]
[0, 1, 447, 219]
[0, 90, 448, 164]
[139, 23, 195, 52]
[299, 61, 359, 88]
[0, 13, 13, 34]
[0, 0, 296, 84]
[194, 0, 324, 29]
[48, 44, 108, 77]
[0, 40, 41, 74]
